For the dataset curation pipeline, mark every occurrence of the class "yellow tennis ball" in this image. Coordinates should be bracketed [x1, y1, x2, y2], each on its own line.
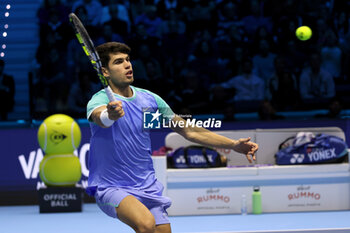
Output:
[296, 26, 312, 41]
[38, 114, 81, 155]
[39, 154, 82, 186]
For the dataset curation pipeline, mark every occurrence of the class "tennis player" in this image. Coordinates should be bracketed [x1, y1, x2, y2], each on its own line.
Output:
[86, 42, 258, 233]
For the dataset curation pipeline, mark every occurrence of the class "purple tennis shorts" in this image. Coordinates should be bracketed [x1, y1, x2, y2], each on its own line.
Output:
[94, 180, 172, 225]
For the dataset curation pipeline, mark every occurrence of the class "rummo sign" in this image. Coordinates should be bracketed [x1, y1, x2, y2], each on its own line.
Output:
[287, 185, 322, 208]
[258, 183, 350, 213]
[197, 188, 231, 205]
[167, 187, 235, 215]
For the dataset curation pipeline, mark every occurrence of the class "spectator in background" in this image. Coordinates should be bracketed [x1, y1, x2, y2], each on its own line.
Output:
[131, 43, 151, 80]
[252, 26, 276, 52]
[258, 100, 285, 120]
[252, 39, 276, 84]
[134, 5, 163, 38]
[268, 56, 299, 111]
[156, 0, 181, 18]
[315, 97, 343, 119]
[216, 1, 240, 35]
[144, 59, 169, 97]
[209, 82, 233, 114]
[228, 58, 265, 101]
[213, 58, 265, 102]
[332, 11, 349, 45]
[178, 69, 209, 114]
[216, 25, 247, 68]
[160, 9, 188, 63]
[274, 17, 298, 48]
[37, 0, 70, 25]
[0, 60, 15, 120]
[72, 0, 103, 27]
[67, 71, 101, 118]
[188, 39, 219, 88]
[340, 32, 350, 81]
[321, 29, 342, 80]
[100, 0, 130, 37]
[95, 23, 124, 45]
[39, 9, 71, 49]
[129, 0, 146, 23]
[30, 0, 350, 119]
[189, 29, 216, 52]
[223, 105, 236, 122]
[270, 71, 299, 111]
[36, 30, 59, 67]
[315, 17, 330, 48]
[162, 52, 188, 97]
[160, 9, 186, 36]
[128, 23, 160, 55]
[280, 39, 307, 75]
[240, 0, 272, 37]
[228, 46, 246, 78]
[37, 48, 68, 113]
[183, 0, 216, 35]
[131, 44, 163, 92]
[299, 52, 335, 107]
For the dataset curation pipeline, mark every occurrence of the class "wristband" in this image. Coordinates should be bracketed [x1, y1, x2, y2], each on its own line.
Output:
[100, 109, 114, 127]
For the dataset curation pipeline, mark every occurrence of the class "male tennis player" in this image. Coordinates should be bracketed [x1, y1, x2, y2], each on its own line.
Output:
[87, 42, 258, 233]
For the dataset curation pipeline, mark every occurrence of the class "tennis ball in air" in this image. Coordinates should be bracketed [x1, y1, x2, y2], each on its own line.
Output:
[38, 114, 81, 155]
[295, 26, 312, 41]
[39, 154, 82, 186]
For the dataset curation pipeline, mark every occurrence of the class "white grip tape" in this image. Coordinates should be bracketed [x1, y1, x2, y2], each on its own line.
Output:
[105, 86, 116, 102]
[100, 109, 114, 127]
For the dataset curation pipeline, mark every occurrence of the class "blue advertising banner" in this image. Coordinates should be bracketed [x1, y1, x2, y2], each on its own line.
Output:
[0, 123, 170, 192]
[0, 126, 92, 191]
[0, 118, 349, 192]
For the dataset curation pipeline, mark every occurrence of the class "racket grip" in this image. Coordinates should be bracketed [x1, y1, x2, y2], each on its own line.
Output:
[105, 86, 116, 102]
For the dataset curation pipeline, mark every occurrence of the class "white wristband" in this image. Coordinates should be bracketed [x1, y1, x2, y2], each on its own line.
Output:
[100, 109, 114, 127]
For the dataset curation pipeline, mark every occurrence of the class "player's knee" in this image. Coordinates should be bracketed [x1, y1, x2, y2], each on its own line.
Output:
[136, 217, 156, 233]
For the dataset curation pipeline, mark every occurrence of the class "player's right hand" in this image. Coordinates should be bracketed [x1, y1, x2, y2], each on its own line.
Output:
[107, 101, 125, 120]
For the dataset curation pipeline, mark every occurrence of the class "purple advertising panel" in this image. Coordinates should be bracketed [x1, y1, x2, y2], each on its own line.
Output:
[0, 119, 349, 192]
[0, 127, 92, 191]
[0, 125, 170, 192]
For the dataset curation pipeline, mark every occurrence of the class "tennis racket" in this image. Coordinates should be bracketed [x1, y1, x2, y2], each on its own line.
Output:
[69, 13, 116, 102]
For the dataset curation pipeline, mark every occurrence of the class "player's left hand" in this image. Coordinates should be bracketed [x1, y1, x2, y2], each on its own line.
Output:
[232, 137, 258, 163]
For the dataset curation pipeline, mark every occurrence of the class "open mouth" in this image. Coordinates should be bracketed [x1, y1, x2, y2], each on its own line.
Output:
[126, 70, 133, 76]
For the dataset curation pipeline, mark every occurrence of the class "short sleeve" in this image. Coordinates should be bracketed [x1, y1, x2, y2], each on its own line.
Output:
[151, 93, 175, 122]
[87, 91, 109, 120]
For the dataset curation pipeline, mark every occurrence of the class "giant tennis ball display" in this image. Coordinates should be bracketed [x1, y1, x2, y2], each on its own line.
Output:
[38, 114, 81, 155]
[295, 26, 312, 41]
[40, 154, 82, 186]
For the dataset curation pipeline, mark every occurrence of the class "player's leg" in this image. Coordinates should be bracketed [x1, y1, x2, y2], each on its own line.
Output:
[149, 204, 172, 233]
[116, 195, 156, 233]
[155, 223, 171, 233]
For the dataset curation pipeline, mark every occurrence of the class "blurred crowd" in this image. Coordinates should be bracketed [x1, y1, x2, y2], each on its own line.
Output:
[29, 0, 350, 120]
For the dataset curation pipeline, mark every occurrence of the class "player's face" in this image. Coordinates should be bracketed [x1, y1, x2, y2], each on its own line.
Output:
[103, 52, 133, 88]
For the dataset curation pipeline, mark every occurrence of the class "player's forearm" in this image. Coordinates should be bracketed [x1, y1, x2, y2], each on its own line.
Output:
[171, 116, 237, 149]
[185, 127, 238, 149]
[91, 108, 110, 128]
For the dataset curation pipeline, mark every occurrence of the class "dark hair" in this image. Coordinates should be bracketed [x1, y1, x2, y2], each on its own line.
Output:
[96, 42, 131, 67]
